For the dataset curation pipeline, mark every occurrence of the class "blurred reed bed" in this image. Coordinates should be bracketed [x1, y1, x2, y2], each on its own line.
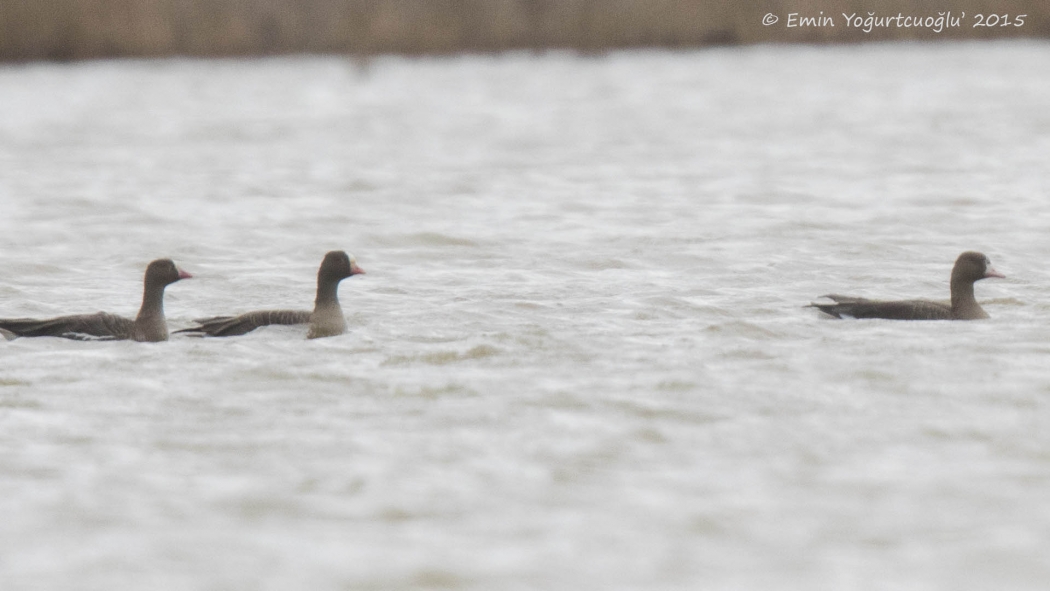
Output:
[0, 0, 1047, 61]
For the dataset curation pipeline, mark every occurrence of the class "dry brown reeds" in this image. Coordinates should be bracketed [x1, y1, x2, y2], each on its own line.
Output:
[1, 0, 1047, 61]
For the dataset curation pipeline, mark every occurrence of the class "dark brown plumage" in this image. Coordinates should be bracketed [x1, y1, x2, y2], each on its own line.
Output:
[0, 259, 192, 342]
[175, 251, 364, 339]
[809, 251, 1005, 321]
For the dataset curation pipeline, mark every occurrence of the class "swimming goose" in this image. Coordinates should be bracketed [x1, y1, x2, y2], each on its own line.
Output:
[176, 251, 364, 339]
[809, 251, 1004, 320]
[0, 259, 192, 341]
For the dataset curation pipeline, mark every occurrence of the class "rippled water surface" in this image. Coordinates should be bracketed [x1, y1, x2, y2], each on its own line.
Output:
[2, 41, 1050, 590]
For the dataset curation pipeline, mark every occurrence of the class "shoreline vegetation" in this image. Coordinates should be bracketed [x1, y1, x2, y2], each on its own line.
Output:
[1, 0, 1048, 62]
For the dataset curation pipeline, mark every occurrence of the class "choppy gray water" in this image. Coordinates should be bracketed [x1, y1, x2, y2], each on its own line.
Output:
[2, 41, 1050, 590]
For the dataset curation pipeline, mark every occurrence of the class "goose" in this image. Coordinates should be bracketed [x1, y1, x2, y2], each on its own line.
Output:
[176, 251, 364, 339]
[0, 259, 192, 341]
[809, 251, 1004, 320]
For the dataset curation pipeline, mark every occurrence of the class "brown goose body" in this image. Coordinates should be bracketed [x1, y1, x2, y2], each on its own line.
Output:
[176, 251, 364, 339]
[809, 251, 1004, 321]
[0, 259, 192, 342]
